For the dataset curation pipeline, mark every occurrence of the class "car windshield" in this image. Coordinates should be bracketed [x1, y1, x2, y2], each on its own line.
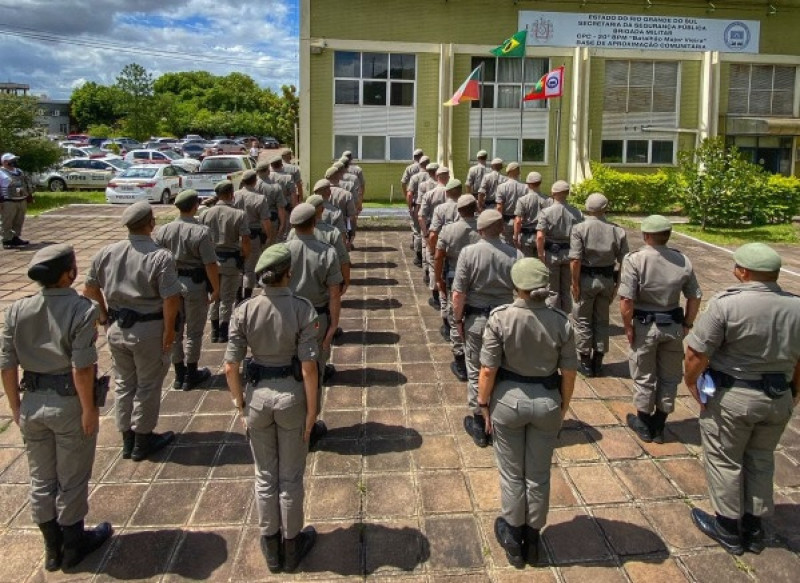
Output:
[84, 147, 104, 155]
[107, 159, 132, 170]
[161, 150, 181, 159]
[120, 168, 158, 178]
[200, 158, 243, 172]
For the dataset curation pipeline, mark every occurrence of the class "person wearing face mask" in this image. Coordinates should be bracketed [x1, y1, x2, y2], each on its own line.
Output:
[0, 152, 34, 249]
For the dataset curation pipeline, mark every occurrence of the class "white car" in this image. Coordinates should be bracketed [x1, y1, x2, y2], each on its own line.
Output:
[38, 158, 131, 191]
[123, 149, 201, 173]
[106, 165, 187, 205]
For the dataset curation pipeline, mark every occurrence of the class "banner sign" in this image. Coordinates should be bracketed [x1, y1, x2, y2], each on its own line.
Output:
[519, 11, 760, 53]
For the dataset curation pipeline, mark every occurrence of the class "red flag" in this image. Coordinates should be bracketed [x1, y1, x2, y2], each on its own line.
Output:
[524, 66, 564, 101]
[444, 66, 482, 106]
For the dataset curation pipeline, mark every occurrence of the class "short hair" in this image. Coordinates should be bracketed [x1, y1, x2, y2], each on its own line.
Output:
[217, 183, 234, 198]
[296, 215, 316, 230]
[649, 231, 671, 246]
[458, 202, 477, 216]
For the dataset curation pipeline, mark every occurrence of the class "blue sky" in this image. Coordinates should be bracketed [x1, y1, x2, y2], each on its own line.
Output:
[0, 0, 301, 100]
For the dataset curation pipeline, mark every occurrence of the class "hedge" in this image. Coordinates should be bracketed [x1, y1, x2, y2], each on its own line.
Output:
[570, 162, 681, 214]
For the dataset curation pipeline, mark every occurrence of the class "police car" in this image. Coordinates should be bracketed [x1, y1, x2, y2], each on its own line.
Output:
[39, 158, 131, 191]
[105, 164, 188, 205]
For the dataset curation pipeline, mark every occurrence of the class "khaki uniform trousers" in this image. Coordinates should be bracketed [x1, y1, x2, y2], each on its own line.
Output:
[173, 277, 208, 364]
[464, 312, 489, 411]
[501, 217, 515, 247]
[545, 248, 572, 312]
[315, 311, 331, 387]
[628, 320, 684, 414]
[443, 276, 465, 358]
[518, 232, 536, 258]
[491, 381, 562, 529]
[572, 273, 615, 355]
[246, 377, 308, 538]
[423, 235, 435, 291]
[700, 387, 794, 519]
[242, 233, 264, 290]
[410, 207, 422, 253]
[208, 258, 240, 324]
[0, 199, 27, 242]
[108, 319, 170, 434]
[19, 391, 96, 526]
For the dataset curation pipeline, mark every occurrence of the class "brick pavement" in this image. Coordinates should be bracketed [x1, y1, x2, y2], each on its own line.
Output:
[0, 206, 799, 582]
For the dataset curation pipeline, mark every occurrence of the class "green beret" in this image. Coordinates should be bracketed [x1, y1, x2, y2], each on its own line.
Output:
[290, 202, 316, 225]
[255, 243, 292, 274]
[242, 169, 257, 182]
[641, 215, 672, 234]
[585, 192, 608, 212]
[446, 179, 462, 191]
[306, 194, 324, 208]
[477, 209, 502, 230]
[457, 194, 477, 209]
[27, 244, 74, 284]
[427, 162, 439, 172]
[511, 258, 549, 291]
[121, 201, 153, 227]
[215, 180, 233, 195]
[733, 243, 781, 272]
[313, 179, 331, 192]
[256, 161, 270, 172]
[174, 189, 199, 207]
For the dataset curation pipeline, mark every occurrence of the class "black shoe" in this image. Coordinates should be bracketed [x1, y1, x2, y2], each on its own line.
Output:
[742, 514, 765, 554]
[333, 327, 343, 339]
[592, 351, 604, 377]
[323, 364, 336, 384]
[626, 412, 653, 443]
[464, 414, 489, 448]
[494, 517, 525, 568]
[690, 509, 743, 555]
[651, 410, 668, 444]
[37, 519, 63, 572]
[440, 323, 451, 341]
[183, 362, 211, 390]
[423, 271, 430, 286]
[2, 240, 18, 249]
[450, 356, 468, 382]
[121, 430, 135, 460]
[61, 520, 113, 569]
[283, 526, 316, 573]
[217, 322, 229, 343]
[210, 320, 220, 343]
[308, 421, 328, 451]
[260, 532, 282, 573]
[524, 525, 540, 565]
[172, 362, 186, 390]
[578, 353, 594, 377]
[413, 252, 422, 267]
[428, 295, 440, 309]
[131, 431, 175, 462]
[11, 236, 29, 246]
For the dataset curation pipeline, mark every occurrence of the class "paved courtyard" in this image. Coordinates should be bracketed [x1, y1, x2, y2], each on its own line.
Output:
[0, 205, 799, 582]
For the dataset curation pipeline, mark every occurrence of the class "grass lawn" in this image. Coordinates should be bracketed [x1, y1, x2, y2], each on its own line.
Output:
[362, 201, 407, 208]
[672, 223, 800, 246]
[28, 191, 106, 216]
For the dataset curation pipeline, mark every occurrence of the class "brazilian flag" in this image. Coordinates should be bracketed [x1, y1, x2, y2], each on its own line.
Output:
[490, 30, 527, 58]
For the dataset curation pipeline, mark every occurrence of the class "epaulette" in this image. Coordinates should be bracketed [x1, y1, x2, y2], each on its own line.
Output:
[291, 293, 316, 311]
[490, 304, 511, 316]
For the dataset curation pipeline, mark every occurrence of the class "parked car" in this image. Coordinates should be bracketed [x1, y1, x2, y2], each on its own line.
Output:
[100, 138, 142, 154]
[181, 154, 255, 198]
[183, 134, 204, 142]
[261, 136, 280, 149]
[106, 164, 187, 205]
[203, 139, 247, 156]
[87, 137, 108, 148]
[180, 142, 208, 159]
[61, 145, 121, 160]
[39, 158, 131, 192]
[123, 149, 201, 173]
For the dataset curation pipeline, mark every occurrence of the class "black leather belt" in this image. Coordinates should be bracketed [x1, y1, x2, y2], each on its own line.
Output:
[521, 226, 537, 235]
[464, 304, 500, 318]
[315, 304, 330, 316]
[484, 200, 497, 209]
[633, 307, 683, 326]
[580, 265, 615, 277]
[498, 369, 560, 390]
[544, 240, 568, 253]
[21, 371, 76, 395]
[709, 369, 791, 399]
[246, 361, 293, 382]
[108, 308, 163, 329]
[502, 214, 515, 221]
[177, 267, 207, 284]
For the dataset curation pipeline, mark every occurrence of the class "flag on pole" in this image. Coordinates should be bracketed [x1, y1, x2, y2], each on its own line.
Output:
[443, 65, 482, 106]
[490, 30, 527, 58]
[523, 66, 565, 101]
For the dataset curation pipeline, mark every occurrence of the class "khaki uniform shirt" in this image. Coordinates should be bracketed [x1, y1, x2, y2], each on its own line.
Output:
[279, 163, 302, 188]
[481, 297, 577, 376]
[437, 217, 481, 277]
[537, 201, 583, 243]
[225, 287, 319, 366]
[687, 282, 800, 381]
[199, 200, 249, 252]
[256, 178, 287, 215]
[348, 164, 365, 191]
[330, 187, 356, 219]
[466, 163, 487, 194]
[153, 216, 217, 269]
[496, 179, 527, 218]
[618, 245, 702, 311]
[321, 200, 346, 234]
[407, 170, 430, 202]
[288, 223, 350, 267]
[415, 175, 436, 205]
[478, 171, 506, 203]
[1, 288, 99, 374]
[430, 199, 459, 234]
[452, 237, 522, 308]
[568, 216, 629, 268]
[515, 190, 551, 229]
[401, 162, 420, 187]
[86, 235, 182, 313]
[418, 185, 447, 226]
[286, 234, 344, 307]
[270, 172, 297, 203]
[234, 187, 270, 230]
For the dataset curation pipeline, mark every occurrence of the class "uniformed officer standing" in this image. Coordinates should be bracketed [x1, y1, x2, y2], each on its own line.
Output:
[536, 180, 583, 312]
[224, 244, 319, 573]
[477, 158, 505, 210]
[340, 150, 365, 201]
[400, 148, 424, 195]
[326, 165, 358, 250]
[83, 202, 182, 461]
[513, 172, 550, 257]
[477, 258, 577, 567]
[235, 170, 272, 300]
[406, 156, 431, 264]
[312, 179, 347, 234]
[452, 210, 522, 447]
[269, 155, 298, 239]
[153, 189, 221, 390]
[200, 180, 251, 343]
[429, 179, 463, 338]
[568, 193, 628, 377]
[496, 163, 527, 246]
[683, 243, 800, 556]
[619, 215, 702, 444]
[255, 162, 288, 246]
[1, 152, 33, 249]
[1, 245, 112, 571]
[280, 148, 304, 202]
[418, 166, 450, 304]
[465, 150, 488, 195]
[435, 194, 481, 382]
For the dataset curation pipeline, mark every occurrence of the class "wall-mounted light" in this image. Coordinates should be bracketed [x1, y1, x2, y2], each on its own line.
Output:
[644, 0, 653, 10]
[310, 39, 327, 54]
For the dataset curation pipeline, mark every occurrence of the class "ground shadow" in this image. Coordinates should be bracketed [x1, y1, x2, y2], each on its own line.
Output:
[556, 423, 603, 447]
[316, 423, 423, 452]
[172, 430, 247, 451]
[351, 261, 398, 269]
[664, 417, 701, 446]
[769, 504, 800, 550]
[334, 330, 400, 345]
[602, 360, 631, 379]
[341, 298, 402, 311]
[354, 246, 398, 253]
[329, 367, 407, 387]
[350, 277, 399, 286]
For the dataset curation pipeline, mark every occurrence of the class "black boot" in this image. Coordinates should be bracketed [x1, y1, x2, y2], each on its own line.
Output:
[578, 353, 594, 377]
[651, 410, 668, 444]
[742, 513, 765, 554]
[308, 421, 328, 451]
[242, 288, 253, 300]
[61, 520, 113, 569]
[260, 532, 282, 573]
[172, 362, 186, 390]
[494, 517, 525, 568]
[413, 250, 422, 267]
[524, 525, 540, 565]
[121, 430, 135, 460]
[463, 413, 489, 448]
[218, 321, 229, 343]
[450, 354, 468, 382]
[323, 364, 336, 384]
[626, 411, 654, 443]
[428, 289, 440, 308]
[183, 362, 211, 391]
[131, 431, 175, 462]
[37, 519, 63, 572]
[592, 351, 604, 377]
[440, 319, 451, 341]
[210, 320, 220, 343]
[283, 526, 316, 573]
[690, 509, 743, 555]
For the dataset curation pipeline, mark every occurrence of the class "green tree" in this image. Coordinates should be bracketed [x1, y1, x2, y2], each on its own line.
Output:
[115, 63, 157, 141]
[70, 82, 122, 130]
[0, 94, 61, 172]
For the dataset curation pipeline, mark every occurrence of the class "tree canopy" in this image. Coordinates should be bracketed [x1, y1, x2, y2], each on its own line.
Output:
[0, 94, 62, 172]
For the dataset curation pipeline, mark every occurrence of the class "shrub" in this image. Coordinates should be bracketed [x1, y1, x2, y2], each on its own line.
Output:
[755, 174, 800, 225]
[571, 162, 680, 214]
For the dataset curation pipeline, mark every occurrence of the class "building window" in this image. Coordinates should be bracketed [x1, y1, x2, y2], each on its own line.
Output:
[469, 137, 546, 163]
[333, 135, 413, 162]
[334, 51, 415, 107]
[470, 57, 548, 110]
[604, 60, 678, 114]
[728, 64, 796, 116]
[601, 139, 675, 164]
[51, 109, 61, 117]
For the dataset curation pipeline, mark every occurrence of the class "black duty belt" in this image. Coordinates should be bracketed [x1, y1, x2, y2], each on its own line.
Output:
[21, 371, 77, 395]
[246, 361, 293, 383]
[216, 250, 240, 261]
[315, 304, 330, 316]
[521, 226, 537, 235]
[464, 304, 500, 318]
[177, 267, 207, 284]
[709, 369, 791, 400]
[633, 307, 684, 326]
[484, 200, 497, 209]
[580, 265, 615, 277]
[108, 308, 163, 329]
[544, 240, 568, 253]
[502, 214, 515, 221]
[498, 369, 560, 390]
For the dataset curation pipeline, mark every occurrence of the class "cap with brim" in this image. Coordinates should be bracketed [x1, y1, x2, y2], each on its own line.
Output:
[476, 150, 488, 158]
[268, 154, 283, 165]
[457, 194, 477, 209]
[585, 192, 608, 212]
[419, 156, 430, 165]
[640, 215, 672, 234]
[427, 162, 439, 172]
[526, 171, 542, 184]
[551, 180, 570, 194]
[255, 161, 270, 172]
[445, 179, 462, 191]
[491, 158, 503, 166]
[733, 243, 781, 272]
[121, 201, 153, 227]
[436, 166, 450, 176]
[477, 209, 503, 230]
[290, 202, 316, 225]
[27, 244, 74, 284]
[324, 167, 338, 179]
[413, 148, 424, 156]
[215, 179, 233, 195]
[313, 179, 331, 192]
[242, 169, 257, 182]
[174, 189, 199, 206]
[306, 194, 324, 208]
[2, 153, 19, 163]
[506, 162, 520, 173]
[255, 243, 291, 274]
[511, 258, 549, 291]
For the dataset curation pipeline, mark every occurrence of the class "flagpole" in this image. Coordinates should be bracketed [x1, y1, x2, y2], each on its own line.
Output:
[519, 56, 525, 163]
[554, 102, 562, 178]
[479, 62, 484, 154]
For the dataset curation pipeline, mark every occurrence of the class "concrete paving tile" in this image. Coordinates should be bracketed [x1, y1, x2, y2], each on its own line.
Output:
[197, 390, 238, 414]
[413, 435, 461, 470]
[366, 385, 403, 408]
[365, 475, 417, 518]
[555, 429, 602, 463]
[623, 558, 689, 582]
[637, 436, 691, 458]
[454, 430, 498, 468]
[314, 440, 362, 475]
[419, 471, 472, 514]
[596, 427, 645, 460]
[592, 506, 668, 556]
[129, 481, 203, 526]
[306, 476, 361, 520]
[679, 551, 752, 583]
[466, 468, 501, 512]
[103, 453, 164, 483]
[774, 451, 800, 487]
[441, 382, 467, 406]
[365, 409, 407, 437]
[0, 450, 29, 484]
[741, 545, 800, 580]
[643, 501, 716, 550]
[191, 479, 252, 525]
[587, 378, 632, 399]
[163, 527, 241, 583]
[159, 390, 204, 415]
[157, 443, 218, 480]
[86, 483, 149, 528]
[493, 570, 557, 583]
[177, 413, 234, 444]
[560, 565, 627, 582]
[612, 460, 680, 500]
[424, 515, 484, 570]
[404, 384, 441, 408]
[0, 531, 47, 581]
[364, 440, 413, 473]
[294, 521, 363, 577]
[210, 443, 254, 479]
[320, 410, 364, 440]
[570, 401, 619, 427]
[364, 519, 429, 575]
[399, 345, 433, 363]
[407, 408, 451, 435]
[566, 465, 629, 505]
[0, 484, 27, 526]
[96, 528, 181, 582]
[551, 466, 579, 507]
[657, 458, 708, 497]
[328, 385, 366, 409]
[543, 509, 611, 564]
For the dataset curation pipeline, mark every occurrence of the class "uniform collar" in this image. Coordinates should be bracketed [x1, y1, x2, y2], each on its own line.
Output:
[585, 215, 605, 222]
[41, 287, 78, 297]
[128, 234, 154, 242]
[260, 286, 292, 297]
[177, 215, 199, 224]
[295, 232, 317, 241]
[513, 296, 548, 308]
[217, 199, 233, 207]
[729, 281, 783, 293]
